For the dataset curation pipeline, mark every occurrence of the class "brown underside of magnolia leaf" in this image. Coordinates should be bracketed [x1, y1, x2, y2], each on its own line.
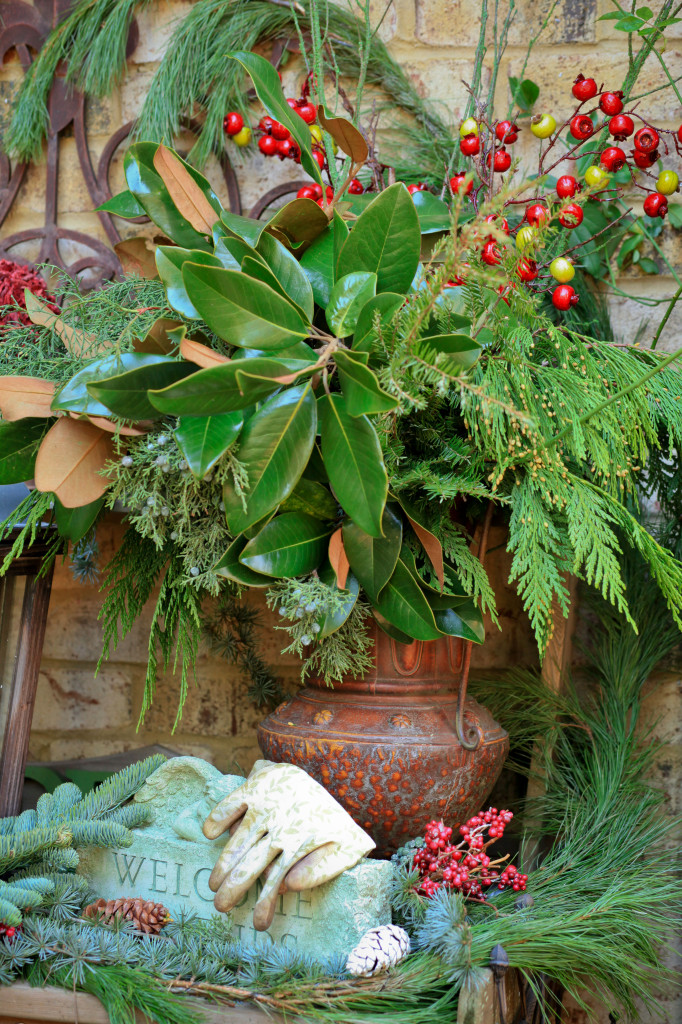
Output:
[24, 292, 107, 358]
[153, 145, 217, 235]
[329, 527, 350, 590]
[114, 236, 160, 279]
[316, 106, 369, 164]
[35, 417, 115, 507]
[407, 515, 445, 591]
[0, 375, 55, 420]
[180, 335, 230, 367]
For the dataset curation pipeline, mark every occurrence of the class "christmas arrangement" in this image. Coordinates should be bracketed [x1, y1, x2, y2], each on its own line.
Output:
[1, 43, 682, 722]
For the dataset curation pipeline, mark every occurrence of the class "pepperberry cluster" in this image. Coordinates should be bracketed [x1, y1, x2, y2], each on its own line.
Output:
[412, 810, 527, 902]
[449, 73, 681, 311]
[0, 922, 21, 942]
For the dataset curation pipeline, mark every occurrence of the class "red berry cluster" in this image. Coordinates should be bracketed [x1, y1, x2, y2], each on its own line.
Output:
[412, 810, 527, 903]
[0, 259, 59, 330]
[0, 922, 21, 942]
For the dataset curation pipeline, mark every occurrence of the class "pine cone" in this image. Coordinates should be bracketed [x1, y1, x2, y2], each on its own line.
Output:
[83, 897, 171, 934]
[346, 924, 411, 977]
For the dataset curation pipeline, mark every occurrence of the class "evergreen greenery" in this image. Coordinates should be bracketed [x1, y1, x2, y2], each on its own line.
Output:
[0, 756, 165, 927]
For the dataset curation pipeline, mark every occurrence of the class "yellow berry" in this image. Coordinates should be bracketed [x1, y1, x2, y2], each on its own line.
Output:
[550, 257, 575, 283]
[309, 125, 323, 145]
[516, 225, 538, 251]
[585, 165, 609, 187]
[232, 126, 251, 147]
[657, 170, 679, 195]
[530, 114, 556, 139]
[460, 117, 479, 138]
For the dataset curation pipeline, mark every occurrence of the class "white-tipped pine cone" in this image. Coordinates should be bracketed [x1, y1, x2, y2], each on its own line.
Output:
[345, 924, 411, 977]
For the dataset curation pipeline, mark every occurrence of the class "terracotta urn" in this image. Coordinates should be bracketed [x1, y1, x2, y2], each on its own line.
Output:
[257, 622, 509, 857]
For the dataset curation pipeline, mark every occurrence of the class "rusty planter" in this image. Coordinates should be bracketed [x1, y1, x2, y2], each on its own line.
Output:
[257, 623, 509, 857]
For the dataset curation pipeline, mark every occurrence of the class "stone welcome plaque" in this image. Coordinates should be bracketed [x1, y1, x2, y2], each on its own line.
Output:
[77, 757, 393, 957]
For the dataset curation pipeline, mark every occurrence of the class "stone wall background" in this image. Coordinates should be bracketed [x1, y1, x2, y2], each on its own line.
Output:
[0, 4, 681, 1017]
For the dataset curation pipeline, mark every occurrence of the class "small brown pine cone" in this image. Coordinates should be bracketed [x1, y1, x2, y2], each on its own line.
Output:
[83, 896, 171, 934]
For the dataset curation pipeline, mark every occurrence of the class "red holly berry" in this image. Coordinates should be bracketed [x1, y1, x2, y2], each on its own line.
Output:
[487, 148, 511, 172]
[296, 102, 317, 124]
[484, 214, 509, 235]
[276, 138, 296, 159]
[312, 149, 325, 169]
[643, 192, 668, 218]
[297, 185, 317, 199]
[609, 114, 634, 140]
[633, 148, 658, 169]
[525, 202, 548, 226]
[450, 173, 473, 195]
[258, 116, 275, 134]
[481, 242, 502, 266]
[569, 114, 594, 141]
[556, 174, 578, 198]
[599, 91, 623, 115]
[601, 146, 626, 172]
[258, 135, 278, 156]
[678, 124, 682, 143]
[460, 134, 481, 156]
[634, 126, 659, 154]
[572, 74, 598, 102]
[348, 178, 364, 195]
[286, 97, 298, 110]
[495, 120, 519, 144]
[552, 284, 579, 310]
[270, 121, 290, 141]
[517, 258, 538, 282]
[559, 202, 584, 228]
[407, 182, 428, 194]
[223, 112, 244, 136]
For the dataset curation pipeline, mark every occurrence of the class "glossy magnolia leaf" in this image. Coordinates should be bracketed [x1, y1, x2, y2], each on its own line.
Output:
[88, 358, 195, 420]
[373, 609, 413, 645]
[410, 190, 452, 234]
[24, 293, 102, 359]
[256, 232, 315, 321]
[219, 210, 267, 246]
[397, 496, 445, 590]
[0, 419, 50, 484]
[229, 51, 323, 185]
[34, 417, 114, 507]
[219, 234, 268, 269]
[156, 247, 224, 318]
[419, 333, 483, 374]
[280, 477, 338, 520]
[95, 190, 145, 218]
[114, 236, 159, 279]
[325, 272, 377, 337]
[352, 293, 404, 354]
[319, 393, 387, 538]
[336, 183, 420, 294]
[342, 505, 402, 603]
[334, 350, 398, 416]
[175, 413, 243, 478]
[316, 106, 369, 163]
[84, 416, 146, 437]
[429, 599, 485, 644]
[332, 210, 349, 277]
[373, 557, 442, 640]
[148, 356, 312, 416]
[266, 198, 330, 254]
[239, 512, 330, 577]
[182, 263, 309, 349]
[153, 145, 219, 234]
[240, 256, 313, 327]
[124, 143, 218, 250]
[328, 528, 350, 590]
[54, 497, 104, 542]
[299, 227, 335, 307]
[0, 377, 55, 421]
[52, 353, 157, 417]
[236, 341, 318, 362]
[317, 564, 359, 639]
[215, 535, 272, 587]
[223, 385, 317, 534]
[179, 333, 230, 368]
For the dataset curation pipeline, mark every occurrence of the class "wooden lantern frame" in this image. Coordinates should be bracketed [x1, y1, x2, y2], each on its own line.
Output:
[0, 537, 54, 817]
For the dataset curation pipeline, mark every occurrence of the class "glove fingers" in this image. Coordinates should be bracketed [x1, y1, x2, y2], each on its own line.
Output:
[209, 819, 268, 893]
[283, 842, 343, 890]
[253, 837, 322, 932]
[214, 836, 278, 913]
[203, 795, 249, 840]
